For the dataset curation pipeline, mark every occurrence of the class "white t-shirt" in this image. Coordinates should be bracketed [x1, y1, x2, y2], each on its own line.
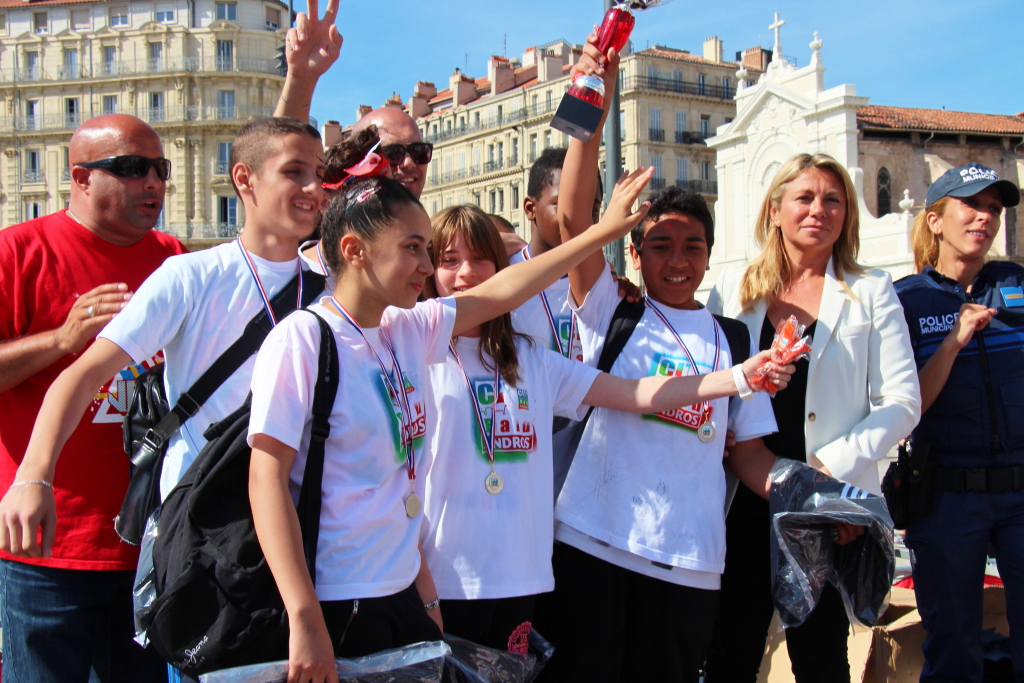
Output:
[554, 270, 777, 589]
[421, 336, 600, 600]
[248, 297, 457, 602]
[509, 247, 583, 362]
[99, 241, 314, 499]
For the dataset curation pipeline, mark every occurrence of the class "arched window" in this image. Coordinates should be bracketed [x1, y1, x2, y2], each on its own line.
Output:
[877, 167, 892, 216]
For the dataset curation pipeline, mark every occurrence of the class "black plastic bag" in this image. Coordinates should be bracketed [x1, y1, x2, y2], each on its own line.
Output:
[443, 631, 552, 683]
[769, 458, 895, 629]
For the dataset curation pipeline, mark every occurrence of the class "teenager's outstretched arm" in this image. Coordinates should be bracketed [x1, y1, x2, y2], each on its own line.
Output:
[251, 434, 339, 683]
[451, 167, 652, 336]
[0, 339, 132, 558]
[273, 0, 342, 123]
[560, 34, 623, 306]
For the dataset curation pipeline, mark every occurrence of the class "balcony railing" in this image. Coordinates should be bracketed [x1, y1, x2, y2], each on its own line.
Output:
[61, 167, 71, 182]
[676, 178, 718, 194]
[649, 128, 665, 142]
[163, 222, 241, 240]
[22, 169, 45, 183]
[2, 55, 284, 84]
[2, 105, 276, 132]
[650, 177, 666, 190]
[426, 155, 527, 188]
[675, 130, 707, 145]
[214, 160, 231, 175]
[423, 98, 559, 145]
[623, 75, 734, 100]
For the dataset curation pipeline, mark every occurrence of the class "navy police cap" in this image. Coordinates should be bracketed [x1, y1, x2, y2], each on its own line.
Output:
[926, 162, 1020, 208]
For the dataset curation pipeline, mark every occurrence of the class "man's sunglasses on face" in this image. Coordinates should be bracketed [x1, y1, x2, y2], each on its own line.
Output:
[378, 142, 433, 166]
[74, 155, 172, 181]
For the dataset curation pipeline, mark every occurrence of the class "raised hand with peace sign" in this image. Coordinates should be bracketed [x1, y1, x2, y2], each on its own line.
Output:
[273, 0, 343, 123]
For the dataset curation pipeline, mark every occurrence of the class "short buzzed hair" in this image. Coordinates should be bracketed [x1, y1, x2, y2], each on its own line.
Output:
[230, 117, 321, 197]
[527, 147, 567, 199]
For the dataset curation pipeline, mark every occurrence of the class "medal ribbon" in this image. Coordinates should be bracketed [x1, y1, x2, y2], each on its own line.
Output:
[237, 239, 302, 327]
[315, 242, 329, 279]
[520, 246, 578, 359]
[449, 343, 500, 469]
[644, 297, 722, 418]
[328, 296, 417, 483]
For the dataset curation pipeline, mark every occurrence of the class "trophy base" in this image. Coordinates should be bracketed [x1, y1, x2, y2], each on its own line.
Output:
[550, 94, 604, 143]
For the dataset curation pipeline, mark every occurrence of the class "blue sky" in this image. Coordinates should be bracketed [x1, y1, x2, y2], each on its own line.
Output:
[301, 0, 1023, 128]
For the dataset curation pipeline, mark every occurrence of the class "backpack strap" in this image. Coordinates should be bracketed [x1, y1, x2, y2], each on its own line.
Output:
[580, 296, 646, 422]
[135, 269, 325, 463]
[712, 314, 751, 366]
[295, 310, 340, 581]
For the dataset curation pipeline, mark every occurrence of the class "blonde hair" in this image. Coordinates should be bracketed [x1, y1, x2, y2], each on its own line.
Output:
[910, 196, 952, 273]
[739, 154, 864, 312]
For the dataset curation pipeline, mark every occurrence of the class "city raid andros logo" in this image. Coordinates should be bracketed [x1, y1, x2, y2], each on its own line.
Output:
[471, 378, 535, 462]
[642, 352, 706, 432]
[919, 312, 959, 335]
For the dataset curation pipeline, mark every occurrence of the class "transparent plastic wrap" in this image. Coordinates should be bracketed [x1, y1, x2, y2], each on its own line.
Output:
[198, 641, 450, 683]
[769, 458, 895, 630]
[444, 629, 553, 683]
[749, 315, 812, 396]
[131, 507, 161, 646]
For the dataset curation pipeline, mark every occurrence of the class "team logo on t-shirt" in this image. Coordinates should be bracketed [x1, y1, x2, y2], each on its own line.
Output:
[642, 352, 711, 433]
[375, 370, 427, 463]
[471, 378, 535, 462]
[555, 315, 584, 362]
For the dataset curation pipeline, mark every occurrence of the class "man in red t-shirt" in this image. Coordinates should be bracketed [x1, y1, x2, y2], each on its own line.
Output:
[0, 114, 186, 682]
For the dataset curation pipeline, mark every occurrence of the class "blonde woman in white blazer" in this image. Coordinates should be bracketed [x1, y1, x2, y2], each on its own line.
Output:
[703, 154, 920, 683]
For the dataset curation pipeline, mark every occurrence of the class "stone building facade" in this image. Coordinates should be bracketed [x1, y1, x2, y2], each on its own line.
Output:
[0, 0, 292, 247]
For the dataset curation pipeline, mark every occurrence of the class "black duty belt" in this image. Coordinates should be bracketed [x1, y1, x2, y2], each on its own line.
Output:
[934, 466, 1024, 493]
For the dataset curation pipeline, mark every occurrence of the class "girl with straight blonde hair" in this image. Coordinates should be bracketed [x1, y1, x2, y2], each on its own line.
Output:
[705, 153, 920, 683]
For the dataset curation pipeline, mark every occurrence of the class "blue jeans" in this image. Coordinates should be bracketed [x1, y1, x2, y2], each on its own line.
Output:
[906, 488, 1024, 683]
[0, 559, 166, 683]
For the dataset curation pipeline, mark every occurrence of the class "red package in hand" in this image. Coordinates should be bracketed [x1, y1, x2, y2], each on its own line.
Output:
[749, 315, 813, 395]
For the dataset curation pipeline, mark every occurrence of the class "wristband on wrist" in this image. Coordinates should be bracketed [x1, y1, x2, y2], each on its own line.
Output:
[9, 479, 53, 490]
[423, 598, 440, 611]
[732, 364, 754, 401]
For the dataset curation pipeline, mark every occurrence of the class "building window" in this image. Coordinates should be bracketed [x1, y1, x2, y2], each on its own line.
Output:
[512, 185, 519, 208]
[700, 115, 710, 139]
[33, 12, 48, 33]
[109, 6, 128, 27]
[101, 46, 117, 76]
[676, 158, 688, 185]
[544, 130, 552, 150]
[217, 141, 233, 174]
[472, 146, 480, 172]
[148, 42, 163, 71]
[489, 190, 497, 213]
[651, 155, 664, 190]
[62, 147, 71, 180]
[445, 197, 453, 208]
[722, 76, 731, 93]
[457, 150, 466, 172]
[701, 161, 711, 181]
[149, 92, 164, 122]
[217, 40, 234, 70]
[0, 13, 7, 35]
[546, 90, 552, 110]
[218, 196, 238, 232]
[697, 73, 706, 95]
[431, 201, 438, 215]
[71, 9, 89, 31]
[24, 100, 38, 130]
[103, 95, 118, 115]
[215, 3, 237, 21]
[156, 5, 175, 22]
[511, 137, 519, 164]
[217, 90, 235, 119]
[529, 134, 538, 161]
[61, 48, 79, 79]
[265, 6, 280, 29]
[473, 192, 481, 207]
[25, 202, 43, 219]
[532, 93, 539, 112]
[619, 109, 626, 141]
[458, 194, 465, 204]
[24, 150, 43, 183]
[647, 65, 658, 80]
[65, 98, 80, 128]
[877, 167, 892, 216]
[649, 107, 663, 141]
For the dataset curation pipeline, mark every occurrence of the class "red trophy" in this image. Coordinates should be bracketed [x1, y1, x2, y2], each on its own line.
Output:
[551, 1, 672, 142]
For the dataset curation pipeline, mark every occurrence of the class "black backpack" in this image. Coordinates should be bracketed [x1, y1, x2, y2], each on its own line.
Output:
[139, 310, 338, 675]
[117, 270, 323, 545]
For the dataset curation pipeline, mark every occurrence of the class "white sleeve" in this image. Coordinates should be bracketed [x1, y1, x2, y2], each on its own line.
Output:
[98, 256, 191, 363]
[728, 337, 778, 442]
[247, 314, 320, 450]
[814, 273, 922, 484]
[567, 270, 621, 366]
[541, 349, 601, 419]
[383, 297, 458, 365]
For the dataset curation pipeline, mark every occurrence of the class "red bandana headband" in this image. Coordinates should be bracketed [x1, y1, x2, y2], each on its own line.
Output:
[322, 140, 391, 190]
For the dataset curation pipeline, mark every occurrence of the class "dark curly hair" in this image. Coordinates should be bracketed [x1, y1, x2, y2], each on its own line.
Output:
[322, 125, 382, 187]
[630, 185, 714, 252]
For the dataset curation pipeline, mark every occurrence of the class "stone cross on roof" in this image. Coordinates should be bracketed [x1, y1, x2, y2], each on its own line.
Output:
[769, 12, 785, 62]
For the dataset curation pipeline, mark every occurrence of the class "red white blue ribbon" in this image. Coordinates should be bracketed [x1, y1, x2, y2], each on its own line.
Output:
[520, 246, 577, 359]
[644, 296, 721, 415]
[237, 239, 302, 327]
[449, 342, 500, 466]
[328, 295, 417, 483]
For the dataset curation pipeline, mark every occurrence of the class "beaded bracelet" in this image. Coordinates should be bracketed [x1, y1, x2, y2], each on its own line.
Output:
[9, 480, 53, 490]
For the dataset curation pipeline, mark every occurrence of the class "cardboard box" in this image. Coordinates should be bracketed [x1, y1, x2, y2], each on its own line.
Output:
[755, 585, 1008, 683]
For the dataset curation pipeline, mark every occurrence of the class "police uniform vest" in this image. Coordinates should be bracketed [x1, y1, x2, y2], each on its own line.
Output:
[895, 262, 1024, 472]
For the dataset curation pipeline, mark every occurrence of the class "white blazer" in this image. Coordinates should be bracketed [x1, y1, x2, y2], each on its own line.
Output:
[707, 258, 921, 495]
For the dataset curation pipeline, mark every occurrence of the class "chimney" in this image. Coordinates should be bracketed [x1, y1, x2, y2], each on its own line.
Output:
[355, 104, 372, 122]
[408, 81, 436, 120]
[742, 46, 771, 71]
[488, 55, 516, 96]
[536, 49, 563, 83]
[449, 69, 477, 106]
[703, 35, 723, 63]
[384, 92, 403, 109]
[522, 45, 537, 67]
[322, 120, 343, 148]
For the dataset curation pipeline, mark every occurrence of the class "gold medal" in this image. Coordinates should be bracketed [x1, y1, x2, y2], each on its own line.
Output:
[697, 421, 716, 443]
[405, 492, 422, 518]
[485, 469, 504, 494]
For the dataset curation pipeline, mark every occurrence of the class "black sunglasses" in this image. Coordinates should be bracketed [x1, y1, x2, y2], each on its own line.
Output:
[75, 155, 172, 181]
[379, 142, 433, 166]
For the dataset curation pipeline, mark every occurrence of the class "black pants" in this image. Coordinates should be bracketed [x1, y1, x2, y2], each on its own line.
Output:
[534, 543, 719, 683]
[320, 583, 443, 658]
[704, 485, 851, 683]
[442, 595, 536, 653]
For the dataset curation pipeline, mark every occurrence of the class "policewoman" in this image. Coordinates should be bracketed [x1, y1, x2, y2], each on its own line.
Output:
[895, 163, 1023, 681]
